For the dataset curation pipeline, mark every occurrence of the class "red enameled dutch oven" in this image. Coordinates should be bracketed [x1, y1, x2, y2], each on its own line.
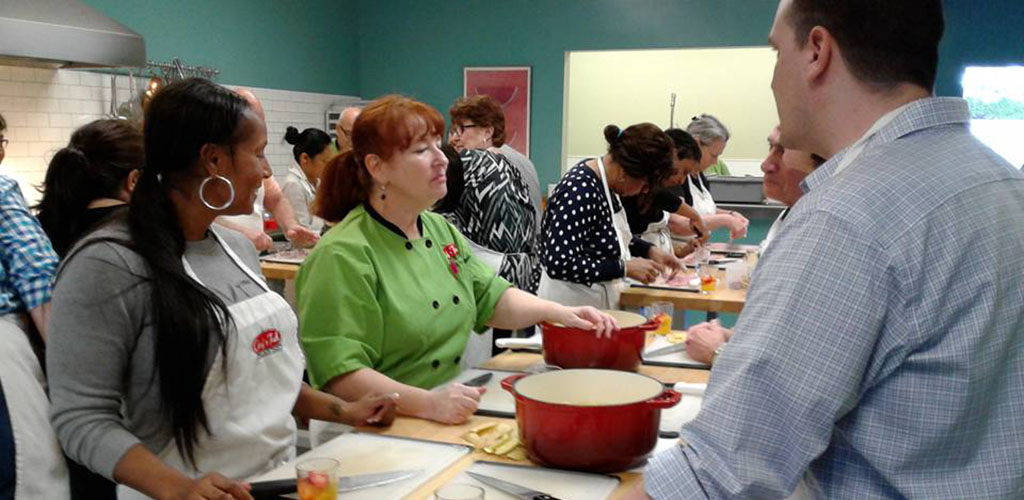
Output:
[542, 310, 657, 371]
[502, 369, 681, 472]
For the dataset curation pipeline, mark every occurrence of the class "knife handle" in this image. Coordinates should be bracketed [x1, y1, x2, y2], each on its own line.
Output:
[533, 495, 562, 500]
[248, 478, 295, 499]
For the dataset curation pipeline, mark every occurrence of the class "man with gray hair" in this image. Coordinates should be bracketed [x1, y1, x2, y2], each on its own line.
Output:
[635, 0, 1024, 498]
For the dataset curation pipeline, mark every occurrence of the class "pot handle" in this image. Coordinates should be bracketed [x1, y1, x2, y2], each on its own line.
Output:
[500, 374, 529, 395]
[646, 388, 682, 409]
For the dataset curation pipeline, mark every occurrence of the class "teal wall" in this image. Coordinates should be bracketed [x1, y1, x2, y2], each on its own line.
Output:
[355, 0, 1024, 190]
[935, 0, 1024, 97]
[82, 0, 360, 95]
[355, 0, 780, 190]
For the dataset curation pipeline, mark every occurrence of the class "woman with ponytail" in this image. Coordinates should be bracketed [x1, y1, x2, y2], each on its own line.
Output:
[46, 79, 396, 500]
[538, 123, 683, 309]
[35, 119, 144, 258]
[296, 95, 615, 432]
[281, 126, 331, 233]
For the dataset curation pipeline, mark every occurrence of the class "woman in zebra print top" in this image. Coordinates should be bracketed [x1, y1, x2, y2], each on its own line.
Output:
[435, 144, 539, 293]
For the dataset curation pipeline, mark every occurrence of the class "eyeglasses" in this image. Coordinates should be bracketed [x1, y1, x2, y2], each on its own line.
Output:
[450, 123, 478, 136]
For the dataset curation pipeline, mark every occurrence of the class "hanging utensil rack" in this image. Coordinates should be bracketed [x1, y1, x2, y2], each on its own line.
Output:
[146, 58, 220, 83]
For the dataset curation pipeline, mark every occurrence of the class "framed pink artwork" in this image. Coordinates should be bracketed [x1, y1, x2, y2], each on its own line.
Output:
[463, 66, 531, 156]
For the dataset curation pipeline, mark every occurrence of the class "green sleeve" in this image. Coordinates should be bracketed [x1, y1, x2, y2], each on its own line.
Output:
[706, 159, 731, 176]
[296, 243, 383, 388]
[447, 222, 512, 333]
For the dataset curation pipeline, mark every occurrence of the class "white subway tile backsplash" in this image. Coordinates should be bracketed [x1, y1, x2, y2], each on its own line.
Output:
[2, 65, 359, 206]
[9, 67, 35, 82]
[26, 113, 48, 127]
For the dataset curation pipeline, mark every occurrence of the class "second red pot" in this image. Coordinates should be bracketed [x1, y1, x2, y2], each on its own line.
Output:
[542, 310, 656, 371]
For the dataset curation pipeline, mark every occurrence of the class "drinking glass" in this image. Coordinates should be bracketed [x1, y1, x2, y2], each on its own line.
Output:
[435, 483, 485, 500]
[646, 301, 674, 334]
[296, 457, 339, 500]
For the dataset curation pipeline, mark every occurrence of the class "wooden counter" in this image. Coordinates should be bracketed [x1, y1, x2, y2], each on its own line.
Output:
[261, 261, 300, 281]
[345, 351, 708, 499]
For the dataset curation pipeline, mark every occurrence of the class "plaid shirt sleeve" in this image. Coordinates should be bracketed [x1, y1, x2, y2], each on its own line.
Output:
[645, 206, 889, 498]
[0, 177, 59, 312]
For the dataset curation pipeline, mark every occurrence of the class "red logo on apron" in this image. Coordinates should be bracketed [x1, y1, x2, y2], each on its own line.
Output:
[251, 329, 283, 358]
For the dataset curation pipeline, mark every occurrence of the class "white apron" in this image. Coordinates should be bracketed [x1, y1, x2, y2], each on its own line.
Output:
[640, 211, 673, 255]
[0, 315, 71, 500]
[118, 229, 304, 499]
[689, 175, 717, 217]
[758, 209, 789, 256]
[538, 157, 631, 309]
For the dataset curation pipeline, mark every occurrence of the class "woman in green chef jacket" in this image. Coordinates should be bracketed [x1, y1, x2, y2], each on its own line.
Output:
[297, 95, 615, 425]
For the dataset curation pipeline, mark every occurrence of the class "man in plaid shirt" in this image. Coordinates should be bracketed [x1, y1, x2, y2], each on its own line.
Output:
[636, 1, 1024, 498]
[0, 112, 68, 499]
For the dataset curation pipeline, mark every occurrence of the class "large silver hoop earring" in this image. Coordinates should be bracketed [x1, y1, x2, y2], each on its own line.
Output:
[199, 174, 235, 211]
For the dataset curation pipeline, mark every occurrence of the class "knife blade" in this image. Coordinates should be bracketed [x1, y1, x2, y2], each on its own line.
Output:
[644, 342, 689, 358]
[249, 468, 422, 499]
[462, 372, 494, 387]
[465, 471, 563, 500]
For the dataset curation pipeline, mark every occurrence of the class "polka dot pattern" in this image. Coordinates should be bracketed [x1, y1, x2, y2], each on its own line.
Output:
[539, 162, 625, 286]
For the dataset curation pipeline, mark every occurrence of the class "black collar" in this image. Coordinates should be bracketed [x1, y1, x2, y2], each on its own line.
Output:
[363, 202, 423, 240]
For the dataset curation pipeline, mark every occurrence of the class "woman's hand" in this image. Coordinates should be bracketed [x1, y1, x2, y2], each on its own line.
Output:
[685, 320, 732, 364]
[727, 212, 749, 240]
[340, 392, 399, 427]
[690, 217, 710, 244]
[673, 240, 697, 259]
[245, 228, 274, 252]
[647, 247, 683, 275]
[168, 472, 252, 500]
[549, 306, 617, 338]
[626, 258, 663, 284]
[285, 226, 320, 248]
[427, 384, 485, 424]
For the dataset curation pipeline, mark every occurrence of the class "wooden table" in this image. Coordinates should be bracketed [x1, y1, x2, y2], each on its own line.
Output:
[259, 260, 746, 315]
[261, 261, 300, 281]
[348, 351, 709, 499]
[619, 279, 747, 314]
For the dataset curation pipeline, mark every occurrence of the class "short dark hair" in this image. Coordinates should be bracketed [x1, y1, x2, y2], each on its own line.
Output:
[603, 123, 674, 188]
[665, 128, 702, 162]
[449, 95, 507, 146]
[787, 0, 944, 90]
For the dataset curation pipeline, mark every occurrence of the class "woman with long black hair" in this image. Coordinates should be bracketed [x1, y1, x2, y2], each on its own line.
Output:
[35, 119, 144, 258]
[46, 79, 396, 500]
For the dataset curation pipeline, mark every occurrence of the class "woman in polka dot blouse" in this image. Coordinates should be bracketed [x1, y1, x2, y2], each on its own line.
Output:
[538, 123, 683, 309]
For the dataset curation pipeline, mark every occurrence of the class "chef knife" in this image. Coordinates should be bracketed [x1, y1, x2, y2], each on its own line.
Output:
[249, 468, 422, 499]
[643, 342, 689, 358]
[462, 372, 493, 387]
[465, 471, 563, 500]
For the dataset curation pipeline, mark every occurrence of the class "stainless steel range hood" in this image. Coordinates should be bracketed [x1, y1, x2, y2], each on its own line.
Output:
[0, 0, 146, 68]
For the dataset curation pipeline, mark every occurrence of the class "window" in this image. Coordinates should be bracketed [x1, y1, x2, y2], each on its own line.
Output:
[962, 66, 1024, 169]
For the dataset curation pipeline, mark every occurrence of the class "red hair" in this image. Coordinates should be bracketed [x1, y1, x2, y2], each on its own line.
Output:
[315, 95, 446, 222]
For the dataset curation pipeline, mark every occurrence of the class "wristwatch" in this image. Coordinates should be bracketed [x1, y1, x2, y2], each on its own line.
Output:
[710, 345, 725, 365]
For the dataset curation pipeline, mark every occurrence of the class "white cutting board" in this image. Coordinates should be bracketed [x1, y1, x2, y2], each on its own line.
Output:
[444, 461, 619, 500]
[250, 432, 469, 500]
[643, 336, 710, 369]
[445, 368, 520, 417]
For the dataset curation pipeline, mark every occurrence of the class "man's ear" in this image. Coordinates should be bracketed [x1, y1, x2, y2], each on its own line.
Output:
[806, 25, 834, 85]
